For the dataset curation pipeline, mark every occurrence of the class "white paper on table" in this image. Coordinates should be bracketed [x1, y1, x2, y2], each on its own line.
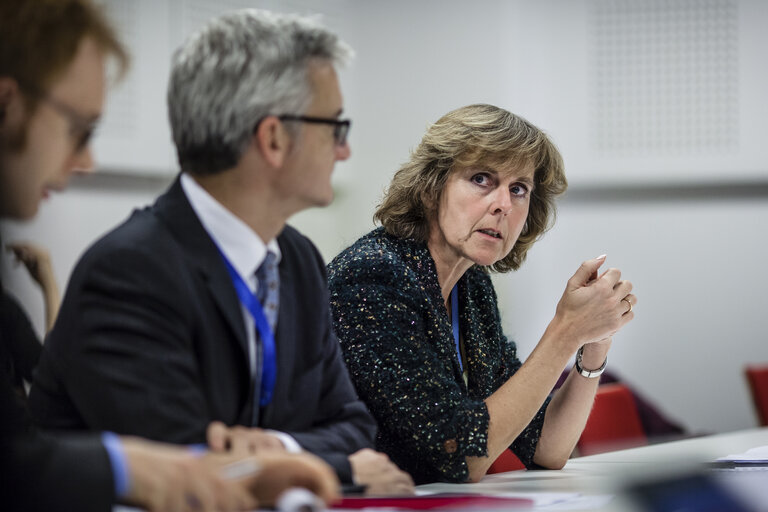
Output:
[415, 489, 613, 509]
[717, 445, 768, 463]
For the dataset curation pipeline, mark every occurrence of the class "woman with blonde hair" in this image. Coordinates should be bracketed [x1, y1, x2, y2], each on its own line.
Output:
[328, 104, 636, 484]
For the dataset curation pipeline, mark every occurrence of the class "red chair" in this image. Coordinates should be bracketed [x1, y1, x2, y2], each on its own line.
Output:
[487, 448, 526, 473]
[745, 365, 768, 426]
[577, 383, 647, 456]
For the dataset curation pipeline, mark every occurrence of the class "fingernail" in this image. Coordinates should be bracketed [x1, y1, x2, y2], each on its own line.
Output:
[596, 254, 607, 260]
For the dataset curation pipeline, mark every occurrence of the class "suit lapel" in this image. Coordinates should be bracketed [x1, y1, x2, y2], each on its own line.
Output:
[152, 177, 250, 362]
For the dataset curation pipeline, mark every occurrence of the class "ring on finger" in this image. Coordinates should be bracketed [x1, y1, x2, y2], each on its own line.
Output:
[621, 297, 632, 314]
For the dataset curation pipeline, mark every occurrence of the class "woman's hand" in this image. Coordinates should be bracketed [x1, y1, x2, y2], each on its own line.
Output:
[530, 257, 635, 469]
[551, 255, 636, 350]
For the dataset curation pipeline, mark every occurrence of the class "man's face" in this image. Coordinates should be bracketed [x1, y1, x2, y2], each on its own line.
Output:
[0, 36, 105, 220]
[276, 61, 351, 212]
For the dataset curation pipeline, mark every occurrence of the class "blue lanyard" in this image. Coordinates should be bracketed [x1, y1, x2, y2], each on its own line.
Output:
[218, 249, 276, 407]
[451, 284, 463, 373]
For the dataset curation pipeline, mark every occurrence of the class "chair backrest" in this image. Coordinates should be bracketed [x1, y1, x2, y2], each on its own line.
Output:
[487, 448, 526, 474]
[745, 365, 768, 427]
[577, 382, 647, 456]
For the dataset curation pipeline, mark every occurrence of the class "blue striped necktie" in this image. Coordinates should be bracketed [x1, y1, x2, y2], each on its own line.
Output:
[251, 250, 279, 425]
[256, 251, 279, 333]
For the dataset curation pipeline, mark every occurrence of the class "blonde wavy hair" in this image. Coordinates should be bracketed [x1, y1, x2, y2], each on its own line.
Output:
[374, 104, 567, 273]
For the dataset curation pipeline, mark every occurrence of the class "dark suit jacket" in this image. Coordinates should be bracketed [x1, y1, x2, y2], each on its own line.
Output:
[29, 178, 376, 481]
[1, 280, 113, 511]
[1, 291, 42, 394]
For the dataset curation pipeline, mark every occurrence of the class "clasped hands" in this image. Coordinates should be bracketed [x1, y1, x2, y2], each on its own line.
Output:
[554, 254, 637, 355]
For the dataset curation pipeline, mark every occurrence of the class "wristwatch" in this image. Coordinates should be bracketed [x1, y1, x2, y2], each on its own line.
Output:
[575, 346, 607, 378]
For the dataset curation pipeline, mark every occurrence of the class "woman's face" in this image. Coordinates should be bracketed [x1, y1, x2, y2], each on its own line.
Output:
[429, 162, 535, 268]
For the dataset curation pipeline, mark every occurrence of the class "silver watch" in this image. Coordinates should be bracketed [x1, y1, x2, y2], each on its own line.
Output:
[575, 346, 607, 378]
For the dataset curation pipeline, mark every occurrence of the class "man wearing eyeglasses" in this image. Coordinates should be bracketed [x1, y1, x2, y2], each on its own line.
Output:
[29, 8, 414, 495]
[1, 1, 346, 510]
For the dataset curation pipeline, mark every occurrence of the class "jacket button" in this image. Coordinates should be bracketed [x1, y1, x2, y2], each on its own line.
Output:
[443, 439, 458, 453]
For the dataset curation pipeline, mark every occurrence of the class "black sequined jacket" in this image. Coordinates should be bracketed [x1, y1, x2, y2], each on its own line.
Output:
[328, 227, 548, 484]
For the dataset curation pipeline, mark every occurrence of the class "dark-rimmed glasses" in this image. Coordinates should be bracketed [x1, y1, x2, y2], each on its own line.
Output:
[278, 115, 351, 146]
[20, 81, 99, 153]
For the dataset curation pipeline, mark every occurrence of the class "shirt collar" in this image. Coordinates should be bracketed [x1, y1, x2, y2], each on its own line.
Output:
[180, 173, 281, 281]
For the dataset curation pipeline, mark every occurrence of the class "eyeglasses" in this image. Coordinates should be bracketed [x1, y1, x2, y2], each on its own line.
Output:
[39, 95, 98, 153]
[19, 81, 98, 153]
[278, 115, 351, 146]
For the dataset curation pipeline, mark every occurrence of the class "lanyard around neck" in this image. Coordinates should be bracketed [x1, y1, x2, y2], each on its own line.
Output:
[218, 249, 277, 408]
[451, 284, 463, 373]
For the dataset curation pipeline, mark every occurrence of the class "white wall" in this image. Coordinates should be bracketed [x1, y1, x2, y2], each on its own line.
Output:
[3, 0, 767, 436]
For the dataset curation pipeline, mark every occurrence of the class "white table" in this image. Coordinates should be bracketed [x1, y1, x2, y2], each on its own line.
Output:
[416, 427, 768, 511]
[117, 428, 768, 511]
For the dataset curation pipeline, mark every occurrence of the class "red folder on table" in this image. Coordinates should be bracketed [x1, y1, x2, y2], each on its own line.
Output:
[334, 493, 533, 510]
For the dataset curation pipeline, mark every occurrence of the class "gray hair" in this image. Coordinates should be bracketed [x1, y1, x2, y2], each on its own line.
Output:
[167, 9, 352, 175]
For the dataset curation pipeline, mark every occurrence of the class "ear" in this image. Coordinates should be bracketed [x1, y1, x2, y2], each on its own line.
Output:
[253, 115, 291, 169]
[420, 189, 437, 213]
[0, 77, 20, 123]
